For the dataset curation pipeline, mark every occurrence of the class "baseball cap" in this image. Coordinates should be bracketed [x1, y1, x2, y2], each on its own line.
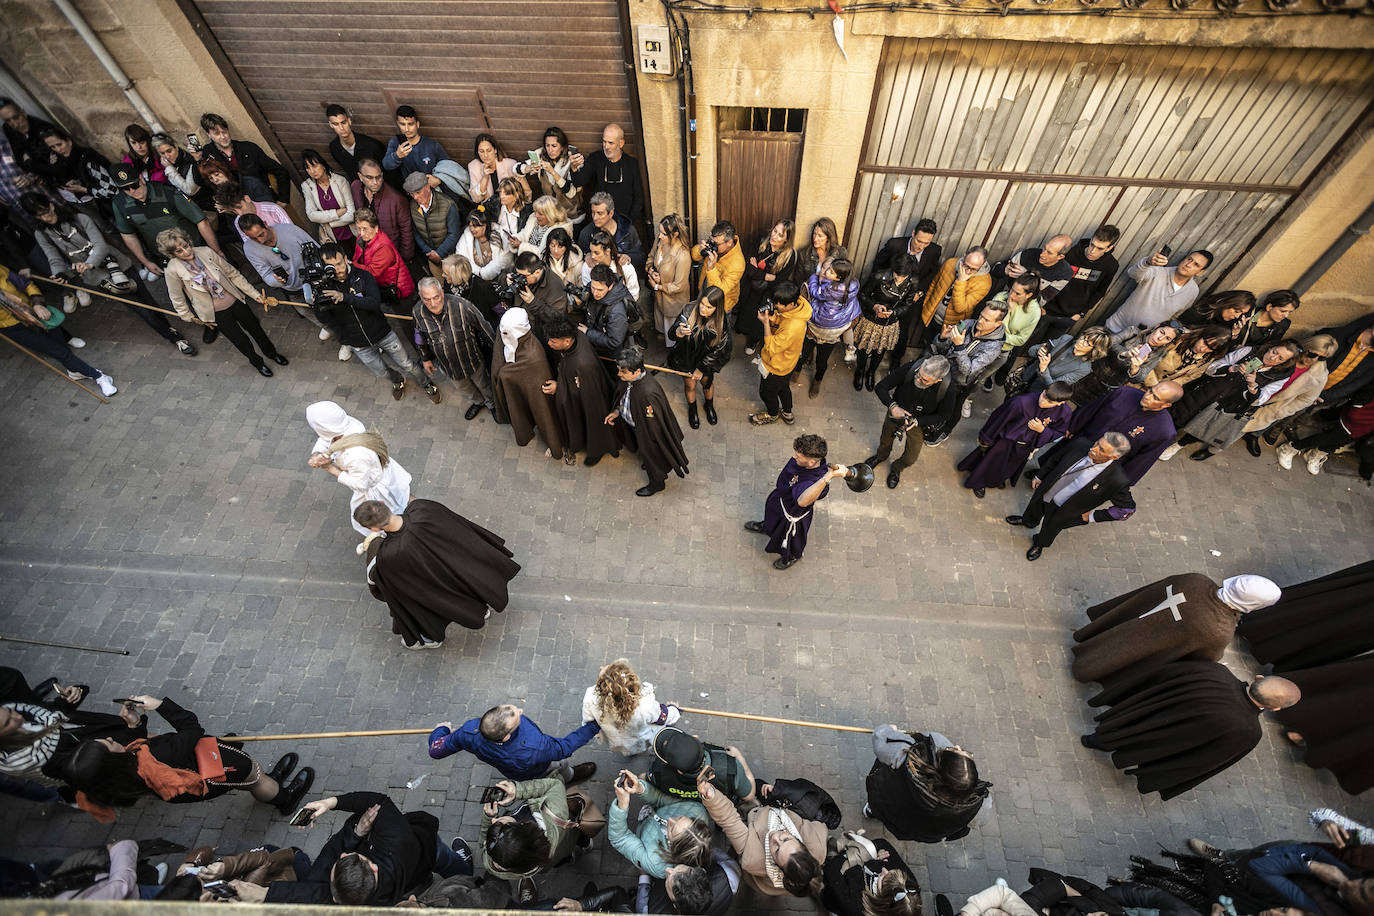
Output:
[110, 163, 140, 189]
[653, 726, 704, 773]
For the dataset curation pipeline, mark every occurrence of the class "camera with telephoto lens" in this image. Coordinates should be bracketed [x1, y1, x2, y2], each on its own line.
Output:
[298, 242, 338, 288]
[698, 238, 718, 260]
[496, 271, 528, 301]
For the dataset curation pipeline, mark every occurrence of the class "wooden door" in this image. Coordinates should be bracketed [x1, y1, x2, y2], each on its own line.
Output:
[717, 129, 804, 252]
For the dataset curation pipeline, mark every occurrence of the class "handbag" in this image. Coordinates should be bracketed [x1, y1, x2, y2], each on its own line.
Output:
[193, 737, 227, 782]
[543, 788, 606, 839]
[1003, 364, 1032, 398]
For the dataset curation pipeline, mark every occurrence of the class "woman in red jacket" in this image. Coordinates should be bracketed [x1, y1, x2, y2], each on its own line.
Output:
[353, 208, 415, 305]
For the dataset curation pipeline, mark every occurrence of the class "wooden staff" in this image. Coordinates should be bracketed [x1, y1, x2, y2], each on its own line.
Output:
[679, 706, 871, 734]
[28, 275, 181, 318]
[596, 353, 690, 377]
[224, 706, 868, 742]
[0, 332, 109, 403]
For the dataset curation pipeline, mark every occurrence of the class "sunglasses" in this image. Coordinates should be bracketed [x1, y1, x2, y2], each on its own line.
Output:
[1303, 350, 1324, 358]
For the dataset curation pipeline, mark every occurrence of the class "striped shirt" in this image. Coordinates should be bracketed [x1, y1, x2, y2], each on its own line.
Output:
[0, 702, 64, 785]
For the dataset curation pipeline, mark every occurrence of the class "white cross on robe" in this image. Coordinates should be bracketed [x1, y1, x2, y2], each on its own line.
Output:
[1138, 583, 1187, 622]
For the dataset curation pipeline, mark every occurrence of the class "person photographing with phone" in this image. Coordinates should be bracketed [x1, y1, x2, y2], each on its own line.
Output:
[57, 693, 313, 823]
[1103, 243, 1212, 335]
[382, 105, 449, 182]
[268, 790, 473, 906]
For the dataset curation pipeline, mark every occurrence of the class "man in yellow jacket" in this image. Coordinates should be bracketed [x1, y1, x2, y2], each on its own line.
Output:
[691, 221, 745, 313]
[750, 280, 811, 426]
[917, 246, 992, 349]
[0, 264, 118, 395]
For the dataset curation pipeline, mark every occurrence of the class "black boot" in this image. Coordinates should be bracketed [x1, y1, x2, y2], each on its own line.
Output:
[703, 398, 717, 425]
[1244, 433, 1262, 457]
[687, 401, 699, 429]
[852, 353, 866, 390]
[272, 766, 315, 814]
[865, 364, 878, 391]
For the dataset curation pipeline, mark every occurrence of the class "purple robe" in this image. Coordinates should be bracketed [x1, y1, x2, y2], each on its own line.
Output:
[958, 392, 1072, 490]
[762, 457, 830, 562]
[1061, 386, 1176, 485]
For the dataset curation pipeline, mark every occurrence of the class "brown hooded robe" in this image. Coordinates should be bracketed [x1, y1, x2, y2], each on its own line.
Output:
[492, 329, 566, 455]
[1072, 573, 1240, 686]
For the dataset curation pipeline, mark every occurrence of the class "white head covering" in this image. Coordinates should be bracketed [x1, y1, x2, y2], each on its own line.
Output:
[1217, 575, 1281, 613]
[499, 307, 531, 363]
[306, 400, 364, 439]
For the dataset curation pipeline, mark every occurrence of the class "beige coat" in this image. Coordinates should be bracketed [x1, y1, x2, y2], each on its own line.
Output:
[648, 239, 691, 333]
[164, 247, 261, 324]
[1244, 361, 1329, 431]
[301, 172, 356, 243]
[702, 789, 828, 897]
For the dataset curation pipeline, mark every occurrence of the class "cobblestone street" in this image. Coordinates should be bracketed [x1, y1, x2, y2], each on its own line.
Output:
[2, 302, 1371, 910]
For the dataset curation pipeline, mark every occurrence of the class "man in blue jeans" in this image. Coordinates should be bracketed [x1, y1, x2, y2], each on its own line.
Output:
[428, 703, 599, 784]
[316, 245, 439, 403]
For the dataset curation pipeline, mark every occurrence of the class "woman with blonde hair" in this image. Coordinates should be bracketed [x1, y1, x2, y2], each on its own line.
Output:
[512, 195, 571, 256]
[581, 659, 680, 756]
[647, 213, 692, 345]
[441, 253, 502, 328]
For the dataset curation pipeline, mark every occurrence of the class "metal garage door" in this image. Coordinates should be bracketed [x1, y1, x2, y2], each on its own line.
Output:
[846, 39, 1374, 307]
[186, 0, 642, 184]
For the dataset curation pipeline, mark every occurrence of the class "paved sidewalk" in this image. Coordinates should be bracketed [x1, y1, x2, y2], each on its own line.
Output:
[0, 302, 1370, 909]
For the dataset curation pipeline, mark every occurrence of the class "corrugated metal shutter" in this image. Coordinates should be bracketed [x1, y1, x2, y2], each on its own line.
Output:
[191, 0, 640, 175]
[848, 39, 1374, 307]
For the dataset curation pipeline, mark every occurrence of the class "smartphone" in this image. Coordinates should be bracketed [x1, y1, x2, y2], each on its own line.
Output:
[480, 785, 504, 804]
[527, 150, 541, 165]
[1158, 243, 1172, 258]
[567, 144, 580, 157]
[111, 697, 136, 705]
[203, 881, 235, 899]
[186, 132, 201, 152]
[289, 807, 314, 827]
[615, 773, 629, 789]
[1241, 356, 1263, 374]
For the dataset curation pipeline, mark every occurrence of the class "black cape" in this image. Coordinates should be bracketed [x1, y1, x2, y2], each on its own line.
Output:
[365, 499, 521, 646]
[1086, 659, 1262, 800]
[1237, 559, 1374, 671]
[1276, 655, 1374, 795]
[613, 373, 689, 483]
[552, 331, 619, 462]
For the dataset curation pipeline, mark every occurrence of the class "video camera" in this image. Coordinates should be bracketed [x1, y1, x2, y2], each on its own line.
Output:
[496, 271, 528, 301]
[298, 241, 338, 288]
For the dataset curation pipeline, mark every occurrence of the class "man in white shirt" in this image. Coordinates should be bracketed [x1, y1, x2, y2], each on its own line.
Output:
[1007, 431, 1135, 561]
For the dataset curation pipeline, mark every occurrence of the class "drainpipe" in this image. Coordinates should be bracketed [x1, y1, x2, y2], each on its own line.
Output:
[51, 0, 166, 134]
[1293, 200, 1374, 295]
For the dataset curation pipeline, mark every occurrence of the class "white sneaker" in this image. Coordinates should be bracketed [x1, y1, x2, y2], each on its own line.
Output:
[76, 290, 91, 307]
[67, 336, 86, 349]
[95, 373, 118, 396]
[405, 638, 443, 650]
[338, 345, 352, 361]
[318, 327, 333, 341]
[744, 346, 756, 356]
[1276, 443, 1298, 469]
[1304, 450, 1327, 475]
[844, 346, 857, 364]
[961, 399, 972, 419]
[62, 295, 77, 314]
[1159, 443, 1183, 461]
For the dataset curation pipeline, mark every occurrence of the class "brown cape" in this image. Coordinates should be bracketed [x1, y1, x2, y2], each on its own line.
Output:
[1072, 573, 1239, 686]
[613, 372, 689, 483]
[552, 330, 620, 462]
[492, 330, 565, 455]
[1086, 659, 1262, 800]
[365, 499, 521, 646]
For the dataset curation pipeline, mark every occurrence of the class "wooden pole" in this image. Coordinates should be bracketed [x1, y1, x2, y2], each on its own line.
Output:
[28, 275, 182, 318]
[0, 634, 129, 655]
[678, 706, 872, 734]
[0, 332, 109, 403]
[28, 277, 690, 375]
[226, 706, 869, 742]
